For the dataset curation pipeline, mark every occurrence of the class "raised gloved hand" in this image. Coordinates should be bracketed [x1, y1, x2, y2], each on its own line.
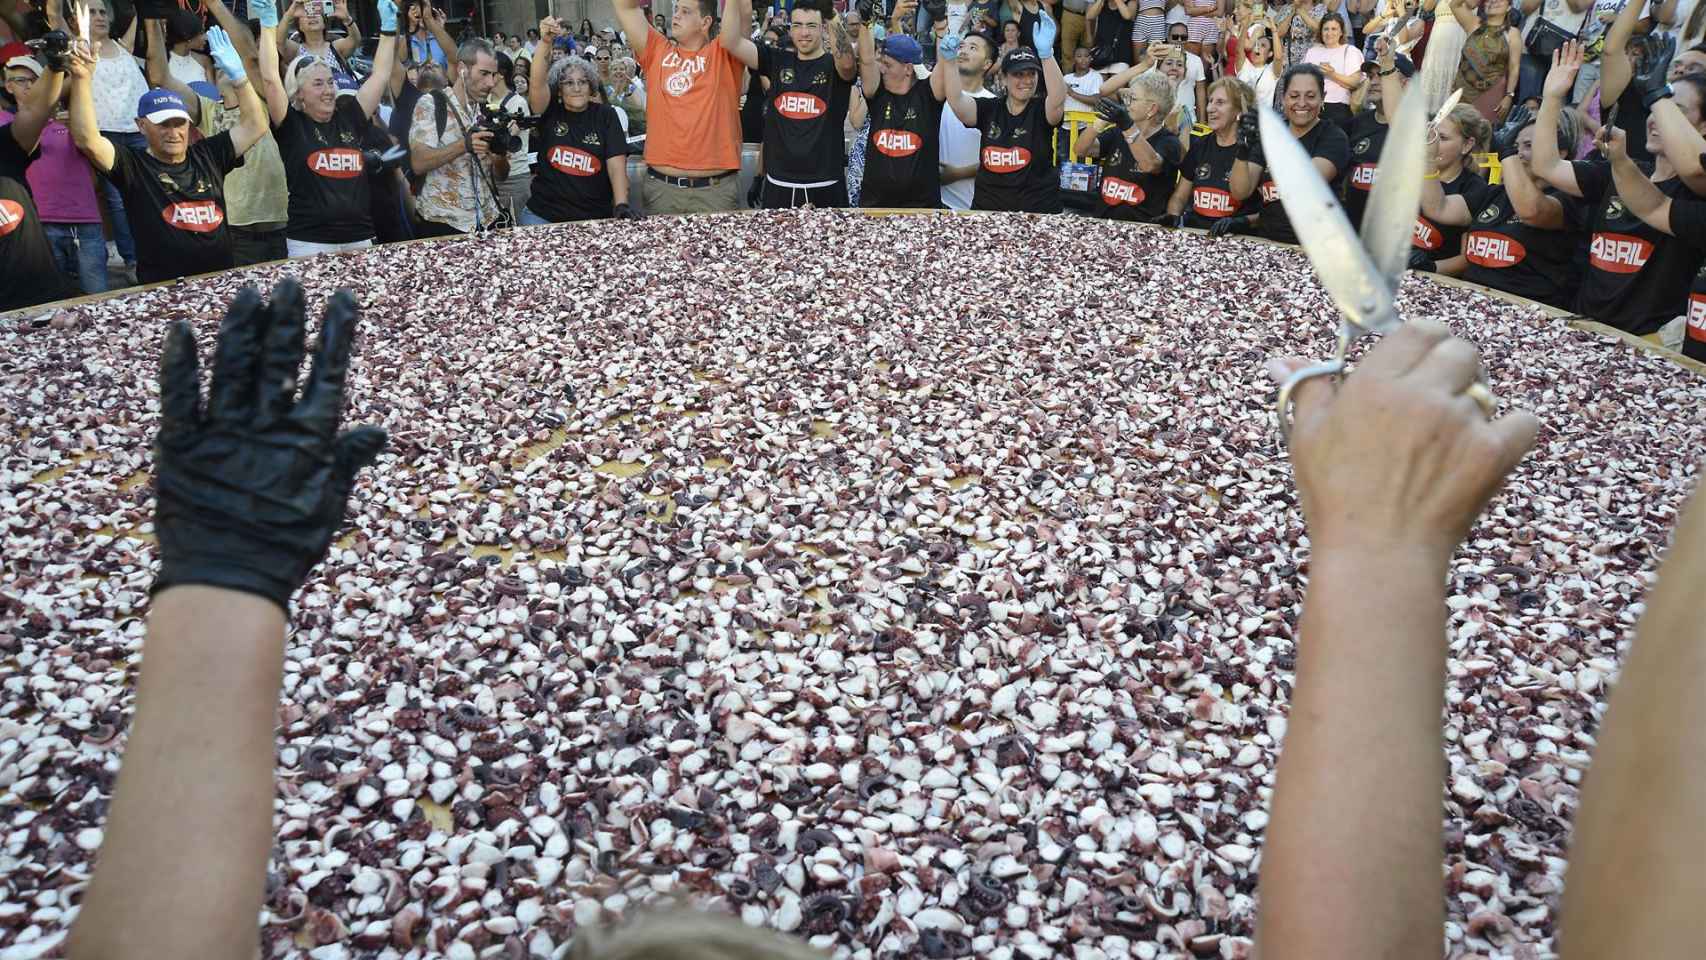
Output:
[1637, 33, 1676, 108]
[361, 143, 409, 174]
[1032, 7, 1056, 53]
[205, 26, 246, 84]
[378, 0, 399, 33]
[1490, 102, 1531, 158]
[1095, 95, 1134, 131]
[1209, 214, 1250, 237]
[1235, 108, 1261, 158]
[1406, 247, 1436, 272]
[24, 29, 73, 72]
[614, 201, 643, 220]
[937, 30, 961, 61]
[252, 0, 279, 29]
[152, 279, 387, 612]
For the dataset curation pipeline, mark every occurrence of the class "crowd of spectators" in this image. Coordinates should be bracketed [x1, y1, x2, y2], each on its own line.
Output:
[1, 0, 1704, 354]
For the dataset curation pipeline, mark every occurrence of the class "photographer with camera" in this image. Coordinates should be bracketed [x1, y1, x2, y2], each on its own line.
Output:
[1, 40, 79, 310]
[256, 0, 399, 258]
[519, 18, 633, 223]
[408, 36, 506, 234]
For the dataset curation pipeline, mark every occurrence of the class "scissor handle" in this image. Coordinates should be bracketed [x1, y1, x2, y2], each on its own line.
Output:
[1275, 359, 1347, 444]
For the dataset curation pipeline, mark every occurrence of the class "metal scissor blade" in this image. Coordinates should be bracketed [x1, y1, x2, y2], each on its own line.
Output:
[1259, 104, 1393, 334]
[1357, 82, 1428, 306]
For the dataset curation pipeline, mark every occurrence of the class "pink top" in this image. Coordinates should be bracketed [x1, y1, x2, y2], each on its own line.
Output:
[1303, 44, 1364, 104]
[0, 112, 101, 223]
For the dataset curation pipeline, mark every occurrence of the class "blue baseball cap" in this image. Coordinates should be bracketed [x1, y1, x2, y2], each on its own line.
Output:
[881, 34, 923, 64]
[333, 71, 360, 97]
[187, 79, 220, 102]
[137, 88, 192, 124]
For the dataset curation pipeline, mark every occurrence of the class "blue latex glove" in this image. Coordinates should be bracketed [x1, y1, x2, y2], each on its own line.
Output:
[251, 0, 279, 29]
[378, 0, 398, 33]
[937, 30, 960, 61]
[206, 26, 247, 83]
[1032, 8, 1055, 53]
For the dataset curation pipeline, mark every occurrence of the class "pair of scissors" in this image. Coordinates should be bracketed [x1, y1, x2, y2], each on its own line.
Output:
[1265, 83, 1495, 441]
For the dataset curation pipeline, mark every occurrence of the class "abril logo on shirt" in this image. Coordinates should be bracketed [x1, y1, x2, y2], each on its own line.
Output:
[162, 200, 225, 233]
[1687, 293, 1706, 338]
[1348, 162, 1376, 190]
[1588, 232, 1653, 274]
[308, 148, 365, 179]
[874, 129, 921, 157]
[1193, 186, 1233, 217]
[1464, 230, 1524, 267]
[1259, 180, 1280, 204]
[775, 92, 827, 120]
[981, 145, 1030, 173]
[549, 145, 602, 176]
[1100, 177, 1144, 206]
[1412, 217, 1440, 251]
[0, 198, 23, 238]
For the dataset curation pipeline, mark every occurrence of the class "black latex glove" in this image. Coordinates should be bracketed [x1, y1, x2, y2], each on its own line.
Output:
[1406, 247, 1436, 272]
[855, 0, 877, 23]
[1235, 108, 1261, 159]
[1095, 95, 1135, 131]
[1208, 214, 1249, 237]
[1637, 34, 1677, 108]
[152, 279, 387, 612]
[613, 201, 642, 220]
[746, 176, 764, 208]
[361, 143, 409, 175]
[1490, 103, 1531, 159]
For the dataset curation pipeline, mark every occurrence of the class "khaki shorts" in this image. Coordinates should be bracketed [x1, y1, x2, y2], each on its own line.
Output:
[640, 171, 741, 216]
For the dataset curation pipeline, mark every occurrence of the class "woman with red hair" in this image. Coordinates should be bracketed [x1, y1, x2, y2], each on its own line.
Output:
[1447, 0, 1520, 122]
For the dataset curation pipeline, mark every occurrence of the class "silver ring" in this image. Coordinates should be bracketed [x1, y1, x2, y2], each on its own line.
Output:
[1463, 381, 1496, 418]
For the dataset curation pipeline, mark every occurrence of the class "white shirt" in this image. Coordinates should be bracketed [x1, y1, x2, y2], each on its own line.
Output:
[1239, 59, 1279, 108]
[168, 51, 206, 88]
[1064, 69, 1103, 113]
[940, 86, 998, 210]
[92, 49, 148, 133]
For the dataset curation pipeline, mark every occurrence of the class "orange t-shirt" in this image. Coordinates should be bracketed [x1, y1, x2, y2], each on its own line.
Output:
[637, 30, 743, 172]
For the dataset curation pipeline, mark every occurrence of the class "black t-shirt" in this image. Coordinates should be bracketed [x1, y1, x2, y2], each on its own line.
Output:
[1413, 168, 1493, 262]
[1570, 158, 1706, 336]
[741, 68, 766, 144]
[274, 100, 375, 244]
[0, 129, 75, 310]
[1093, 124, 1182, 223]
[390, 79, 425, 149]
[1249, 118, 1350, 244]
[861, 80, 944, 209]
[1670, 195, 1706, 363]
[972, 94, 1061, 214]
[104, 130, 242, 284]
[1459, 184, 1584, 310]
[1180, 131, 1258, 228]
[1340, 110, 1386, 230]
[756, 45, 853, 183]
[526, 102, 628, 222]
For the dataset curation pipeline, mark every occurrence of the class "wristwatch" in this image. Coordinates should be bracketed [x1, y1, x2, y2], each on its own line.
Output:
[1379, 65, 1396, 75]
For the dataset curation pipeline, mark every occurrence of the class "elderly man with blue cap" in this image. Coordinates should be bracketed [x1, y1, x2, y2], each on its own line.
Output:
[66, 27, 269, 284]
[851, 23, 954, 208]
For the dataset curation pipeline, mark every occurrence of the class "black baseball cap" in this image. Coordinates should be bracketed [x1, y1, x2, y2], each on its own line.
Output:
[1361, 53, 1415, 77]
[1002, 46, 1041, 74]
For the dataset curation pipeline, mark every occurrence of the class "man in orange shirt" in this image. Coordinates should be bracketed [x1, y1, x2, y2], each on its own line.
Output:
[616, 0, 746, 213]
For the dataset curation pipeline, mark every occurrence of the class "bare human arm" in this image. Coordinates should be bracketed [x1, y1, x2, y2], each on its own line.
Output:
[64, 49, 117, 173]
[1229, 155, 1260, 200]
[1597, 0, 1643, 111]
[258, 17, 289, 126]
[613, 0, 651, 58]
[5, 49, 65, 152]
[608, 146, 630, 205]
[1532, 42, 1584, 197]
[63, 283, 385, 960]
[143, 19, 203, 121]
[331, 0, 361, 57]
[1650, 98, 1706, 192]
[1098, 56, 1151, 94]
[723, 0, 760, 69]
[828, 13, 857, 82]
[943, 47, 979, 125]
[1598, 125, 1675, 235]
[527, 18, 560, 115]
[1166, 170, 1192, 214]
[115, 10, 136, 52]
[1447, 0, 1477, 33]
[1501, 154, 1567, 228]
[1256, 320, 1538, 960]
[1042, 49, 1066, 126]
[355, 0, 399, 119]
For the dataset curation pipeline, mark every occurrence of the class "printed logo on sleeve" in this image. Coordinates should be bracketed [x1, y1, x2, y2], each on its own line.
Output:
[1100, 177, 1145, 206]
[162, 199, 225, 233]
[1588, 232, 1654, 274]
[1688, 293, 1706, 340]
[0, 198, 24, 238]
[1192, 186, 1234, 217]
[548, 145, 603, 176]
[1464, 230, 1525, 268]
[308, 147, 365, 179]
[981, 145, 1031, 173]
[1348, 162, 1376, 191]
[774, 91, 828, 120]
[1258, 180, 1280, 204]
[1411, 217, 1441, 251]
[874, 129, 921, 157]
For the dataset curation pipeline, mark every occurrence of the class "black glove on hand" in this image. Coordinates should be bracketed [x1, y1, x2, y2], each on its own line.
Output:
[1235, 109, 1261, 159]
[152, 279, 387, 612]
[362, 143, 409, 175]
[1095, 95, 1135, 131]
[1209, 214, 1250, 237]
[24, 30, 73, 72]
[855, 0, 877, 22]
[1637, 34, 1677, 108]
[1406, 247, 1437, 272]
[1491, 103, 1531, 159]
[613, 201, 642, 220]
[746, 176, 764, 208]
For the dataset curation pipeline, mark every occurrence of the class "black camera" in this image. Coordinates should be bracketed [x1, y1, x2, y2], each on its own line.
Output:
[471, 103, 543, 155]
[25, 30, 73, 73]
